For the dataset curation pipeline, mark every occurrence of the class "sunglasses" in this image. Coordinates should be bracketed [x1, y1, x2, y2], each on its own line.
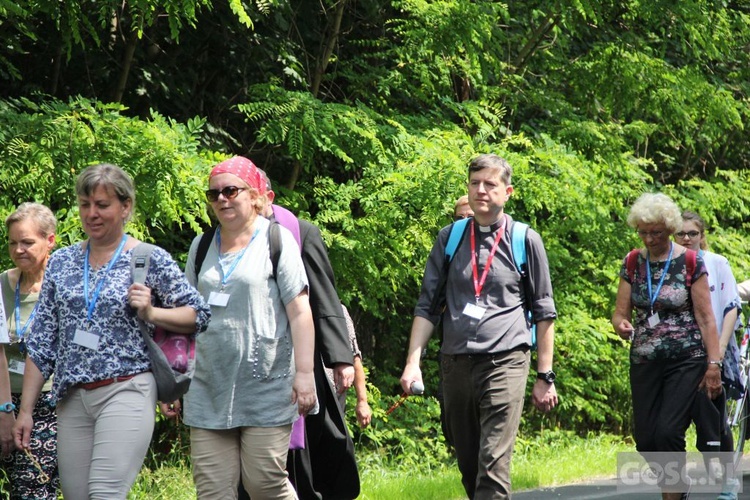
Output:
[675, 231, 701, 239]
[205, 186, 246, 202]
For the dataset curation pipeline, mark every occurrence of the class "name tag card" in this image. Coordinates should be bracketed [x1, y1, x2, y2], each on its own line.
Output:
[8, 358, 24, 375]
[462, 303, 486, 320]
[208, 291, 230, 307]
[73, 328, 100, 350]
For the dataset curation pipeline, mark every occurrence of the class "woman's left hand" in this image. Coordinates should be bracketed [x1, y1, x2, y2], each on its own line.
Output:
[127, 283, 154, 321]
[699, 364, 723, 400]
[291, 371, 316, 416]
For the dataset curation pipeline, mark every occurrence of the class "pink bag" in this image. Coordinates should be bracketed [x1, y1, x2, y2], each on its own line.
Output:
[290, 416, 306, 450]
[152, 328, 195, 374]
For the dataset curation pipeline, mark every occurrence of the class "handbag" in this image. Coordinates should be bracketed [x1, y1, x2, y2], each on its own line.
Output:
[131, 243, 197, 402]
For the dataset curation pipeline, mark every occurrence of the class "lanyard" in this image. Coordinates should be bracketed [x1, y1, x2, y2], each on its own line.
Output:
[14, 275, 40, 344]
[216, 227, 260, 290]
[83, 234, 128, 323]
[470, 220, 505, 301]
[646, 242, 674, 315]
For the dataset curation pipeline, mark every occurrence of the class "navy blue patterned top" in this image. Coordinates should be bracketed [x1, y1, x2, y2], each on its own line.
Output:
[26, 241, 210, 402]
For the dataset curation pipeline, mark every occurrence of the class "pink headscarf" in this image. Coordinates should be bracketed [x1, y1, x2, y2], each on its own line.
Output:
[209, 156, 266, 194]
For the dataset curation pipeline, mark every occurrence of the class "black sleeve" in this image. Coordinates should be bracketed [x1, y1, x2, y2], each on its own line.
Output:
[299, 220, 354, 367]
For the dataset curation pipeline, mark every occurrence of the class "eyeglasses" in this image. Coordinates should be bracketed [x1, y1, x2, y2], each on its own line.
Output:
[205, 186, 246, 202]
[675, 231, 701, 239]
[636, 230, 666, 238]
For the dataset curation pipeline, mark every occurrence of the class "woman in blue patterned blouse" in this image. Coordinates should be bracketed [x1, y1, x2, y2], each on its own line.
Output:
[12, 164, 210, 500]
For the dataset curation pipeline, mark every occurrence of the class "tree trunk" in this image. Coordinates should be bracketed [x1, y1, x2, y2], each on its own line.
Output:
[112, 29, 139, 103]
[511, 13, 560, 74]
[310, 0, 347, 98]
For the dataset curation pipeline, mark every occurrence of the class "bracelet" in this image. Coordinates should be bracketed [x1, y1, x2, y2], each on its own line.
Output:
[708, 359, 723, 368]
[0, 402, 16, 413]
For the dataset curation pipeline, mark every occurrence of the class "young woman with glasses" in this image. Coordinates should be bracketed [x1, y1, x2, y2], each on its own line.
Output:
[676, 210, 742, 500]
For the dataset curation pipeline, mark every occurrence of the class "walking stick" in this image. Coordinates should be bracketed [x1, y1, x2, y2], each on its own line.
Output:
[385, 381, 424, 416]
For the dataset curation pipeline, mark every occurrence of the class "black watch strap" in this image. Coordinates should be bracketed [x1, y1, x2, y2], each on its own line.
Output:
[537, 370, 556, 384]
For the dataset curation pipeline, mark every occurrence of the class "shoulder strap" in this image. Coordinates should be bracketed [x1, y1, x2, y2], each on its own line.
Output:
[686, 249, 697, 287]
[510, 221, 529, 274]
[445, 217, 470, 263]
[131, 243, 157, 285]
[269, 221, 282, 279]
[510, 221, 536, 349]
[626, 249, 640, 282]
[194, 227, 217, 282]
[428, 218, 470, 316]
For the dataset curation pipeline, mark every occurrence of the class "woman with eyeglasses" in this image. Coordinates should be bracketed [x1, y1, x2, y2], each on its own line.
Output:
[180, 156, 315, 499]
[676, 211, 742, 499]
[12, 164, 210, 500]
[612, 193, 723, 500]
[0, 203, 59, 498]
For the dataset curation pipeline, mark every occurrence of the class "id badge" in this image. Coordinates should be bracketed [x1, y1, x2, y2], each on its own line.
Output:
[208, 291, 230, 307]
[647, 312, 661, 328]
[8, 358, 24, 375]
[462, 303, 486, 320]
[73, 328, 100, 350]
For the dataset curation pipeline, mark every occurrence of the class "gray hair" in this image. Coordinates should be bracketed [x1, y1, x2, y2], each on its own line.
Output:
[468, 154, 513, 186]
[76, 164, 136, 217]
[627, 193, 682, 233]
[5, 202, 57, 236]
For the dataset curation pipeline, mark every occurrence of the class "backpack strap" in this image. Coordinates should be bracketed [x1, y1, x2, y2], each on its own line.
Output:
[626, 249, 641, 283]
[510, 221, 529, 274]
[510, 221, 536, 350]
[445, 217, 470, 263]
[269, 220, 281, 279]
[685, 248, 697, 287]
[131, 243, 157, 285]
[194, 227, 217, 282]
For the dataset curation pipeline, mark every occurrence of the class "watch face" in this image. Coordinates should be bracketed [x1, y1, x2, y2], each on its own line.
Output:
[538, 371, 555, 383]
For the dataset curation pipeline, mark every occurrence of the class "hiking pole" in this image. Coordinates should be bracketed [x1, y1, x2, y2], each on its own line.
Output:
[386, 381, 424, 416]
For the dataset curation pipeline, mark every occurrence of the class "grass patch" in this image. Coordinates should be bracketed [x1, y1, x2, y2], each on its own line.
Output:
[511, 430, 634, 491]
[128, 461, 196, 500]
[359, 465, 464, 500]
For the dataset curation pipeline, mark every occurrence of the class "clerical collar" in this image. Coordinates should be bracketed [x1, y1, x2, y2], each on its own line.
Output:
[475, 215, 506, 233]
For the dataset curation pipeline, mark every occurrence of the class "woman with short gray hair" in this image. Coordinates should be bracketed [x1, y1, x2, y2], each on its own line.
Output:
[612, 192, 723, 500]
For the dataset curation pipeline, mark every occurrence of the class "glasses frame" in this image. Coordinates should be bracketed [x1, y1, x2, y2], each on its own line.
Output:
[636, 229, 666, 238]
[205, 186, 247, 202]
[675, 231, 701, 239]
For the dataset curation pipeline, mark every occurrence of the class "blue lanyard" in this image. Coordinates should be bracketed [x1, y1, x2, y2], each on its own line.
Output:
[216, 227, 259, 290]
[646, 242, 674, 315]
[14, 276, 40, 344]
[83, 234, 128, 323]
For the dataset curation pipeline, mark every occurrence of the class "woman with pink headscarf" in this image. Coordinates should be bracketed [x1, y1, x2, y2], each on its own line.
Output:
[180, 156, 316, 499]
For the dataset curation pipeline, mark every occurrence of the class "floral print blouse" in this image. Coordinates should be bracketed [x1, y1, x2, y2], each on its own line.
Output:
[620, 249, 707, 364]
[26, 242, 210, 402]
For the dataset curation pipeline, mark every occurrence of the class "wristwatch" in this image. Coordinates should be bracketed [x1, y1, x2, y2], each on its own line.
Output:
[708, 359, 723, 369]
[0, 402, 16, 413]
[537, 370, 556, 384]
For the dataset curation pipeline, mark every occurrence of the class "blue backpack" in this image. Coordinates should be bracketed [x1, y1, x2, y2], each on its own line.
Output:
[437, 217, 537, 349]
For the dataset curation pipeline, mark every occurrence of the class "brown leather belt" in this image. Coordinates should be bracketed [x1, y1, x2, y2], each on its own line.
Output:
[78, 373, 139, 390]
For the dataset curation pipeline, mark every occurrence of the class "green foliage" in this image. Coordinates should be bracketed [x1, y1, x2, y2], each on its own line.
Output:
[0, 96, 213, 266]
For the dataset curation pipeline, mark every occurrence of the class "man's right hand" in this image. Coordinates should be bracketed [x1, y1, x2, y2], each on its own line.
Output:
[400, 363, 423, 395]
